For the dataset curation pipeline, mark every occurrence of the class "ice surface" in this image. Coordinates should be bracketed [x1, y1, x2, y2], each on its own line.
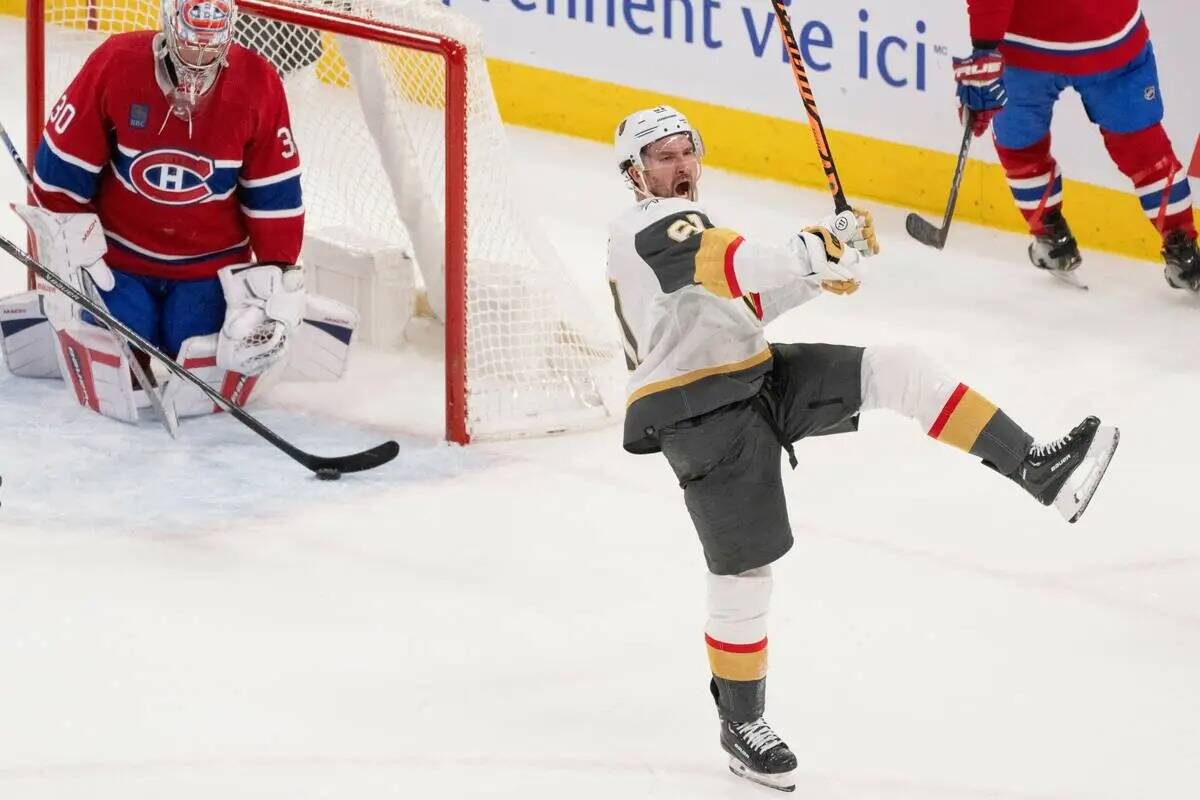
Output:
[1, 17, 1198, 800]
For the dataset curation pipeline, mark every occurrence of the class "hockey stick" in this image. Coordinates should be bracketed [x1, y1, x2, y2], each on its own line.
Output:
[0, 234, 400, 476]
[906, 112, 975, 249]
[770, 0, 851, 214]
[0, 121, 35, 188]
[0, 118, 180, 438]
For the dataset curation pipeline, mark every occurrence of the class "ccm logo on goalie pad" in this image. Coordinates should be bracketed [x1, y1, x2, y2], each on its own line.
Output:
[130, 149, 216, 205]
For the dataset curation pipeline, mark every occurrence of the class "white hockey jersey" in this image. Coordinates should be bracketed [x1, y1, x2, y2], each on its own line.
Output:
[606, 196, 827, 453]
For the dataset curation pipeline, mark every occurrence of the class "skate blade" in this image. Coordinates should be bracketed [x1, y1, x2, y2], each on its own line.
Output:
[728, 757, 796, 792]
[1054, 426, 1119, 523]
[1046, 269, 1089, 290]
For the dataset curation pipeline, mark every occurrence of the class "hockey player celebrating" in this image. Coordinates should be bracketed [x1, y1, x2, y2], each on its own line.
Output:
[607, 105, 1120, 792]
[954, 0, 1199, 290]
[0, 0, 338, 423]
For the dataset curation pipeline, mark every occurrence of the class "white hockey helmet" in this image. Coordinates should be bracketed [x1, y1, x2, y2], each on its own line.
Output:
[158, 0, 238, 114]
[614, 105, 705, 190]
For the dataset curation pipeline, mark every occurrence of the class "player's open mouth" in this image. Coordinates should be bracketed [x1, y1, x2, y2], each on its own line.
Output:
[673, 179, 691, 197]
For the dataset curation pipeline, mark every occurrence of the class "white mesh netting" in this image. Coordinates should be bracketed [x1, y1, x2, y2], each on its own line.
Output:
[33, 0, 619, 440]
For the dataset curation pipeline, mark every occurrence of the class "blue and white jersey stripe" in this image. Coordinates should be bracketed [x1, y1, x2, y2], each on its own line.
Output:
[34, 135, 103, 203]
[238, 165, 304, 219]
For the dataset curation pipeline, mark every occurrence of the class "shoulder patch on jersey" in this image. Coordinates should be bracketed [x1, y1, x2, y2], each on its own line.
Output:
[634, 209, 715, 293]
[128, 103, 149, 129]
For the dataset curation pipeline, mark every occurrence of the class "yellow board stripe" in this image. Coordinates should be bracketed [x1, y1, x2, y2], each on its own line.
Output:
[936, 388, 998, 452]
[694, 227, 741, 299]
[625, 348, 772, 408]
[708, 645, 768, 682]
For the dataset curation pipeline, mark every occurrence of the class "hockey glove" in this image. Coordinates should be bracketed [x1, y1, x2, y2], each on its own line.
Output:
[953, 49, 1006, 137]
[12, 206, 115, 325]
[217, 263, 307, 375]
[800, 209, 863, 295]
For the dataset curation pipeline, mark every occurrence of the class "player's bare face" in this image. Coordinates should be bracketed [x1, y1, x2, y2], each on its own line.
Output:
[640, 134, 701, 199]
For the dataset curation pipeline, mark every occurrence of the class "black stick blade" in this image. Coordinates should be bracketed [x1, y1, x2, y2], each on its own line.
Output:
[906, 213, 947, 249]
[301, 440, 401, 475]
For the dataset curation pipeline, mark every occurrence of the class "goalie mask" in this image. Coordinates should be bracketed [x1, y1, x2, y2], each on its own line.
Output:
[156, 0, 238, 119]
[614, 105, 705, 201]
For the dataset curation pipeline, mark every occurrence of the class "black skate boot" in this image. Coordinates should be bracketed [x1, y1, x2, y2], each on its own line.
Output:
[1162, 230, 1200, 292]
[1028, 209, 1083, 277]
[1009, 416, 1119, 523]
[720, 718, 797, 792]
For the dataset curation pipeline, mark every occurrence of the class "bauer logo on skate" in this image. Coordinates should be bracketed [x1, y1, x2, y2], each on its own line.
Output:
[128, 150, 216, 205]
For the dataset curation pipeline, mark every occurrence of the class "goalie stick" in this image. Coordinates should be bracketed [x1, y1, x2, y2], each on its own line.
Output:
[906, 112, 975, 249]
[0, 234, 400, 476]
[771, 0, 851, 214]
[0, 118, 180, 438]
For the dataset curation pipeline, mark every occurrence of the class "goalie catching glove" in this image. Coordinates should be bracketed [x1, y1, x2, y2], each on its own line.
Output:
[799, 208, 879, 295]
[217, 263, 307, 375]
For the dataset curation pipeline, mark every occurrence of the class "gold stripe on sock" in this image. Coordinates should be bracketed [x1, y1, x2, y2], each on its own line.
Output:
[937, 388, 998, 452]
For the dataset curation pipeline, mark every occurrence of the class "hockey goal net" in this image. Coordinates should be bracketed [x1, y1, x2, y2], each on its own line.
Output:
[25, 0, 617, 443]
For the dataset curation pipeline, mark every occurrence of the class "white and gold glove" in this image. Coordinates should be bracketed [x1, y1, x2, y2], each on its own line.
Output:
[799, 208, 880, 295]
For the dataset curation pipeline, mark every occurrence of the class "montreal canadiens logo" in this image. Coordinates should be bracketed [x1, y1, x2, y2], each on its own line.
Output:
[182, 0, 232, 31]
[129, 149, 215, 205]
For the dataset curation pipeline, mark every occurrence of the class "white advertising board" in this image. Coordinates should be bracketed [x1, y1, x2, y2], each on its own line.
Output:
[448, 0, 1198, 192]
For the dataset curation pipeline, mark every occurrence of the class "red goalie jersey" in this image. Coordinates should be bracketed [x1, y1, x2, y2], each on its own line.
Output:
[33, 31, 304, 280]
[966, 0, 1148, 75]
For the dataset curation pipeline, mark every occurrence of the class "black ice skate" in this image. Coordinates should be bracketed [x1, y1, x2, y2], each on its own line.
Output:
[1028, 210, 1086, 288]
[1162, 229, 1200, 292]
[1010, 416, 1119, 523]
[720, 718, 797, 792]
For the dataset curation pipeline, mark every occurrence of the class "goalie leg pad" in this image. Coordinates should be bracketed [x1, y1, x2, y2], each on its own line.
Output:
[283, 292, 359, 382]
[54, 323, 139, 423]
[164, 334, 284, 418]
[0, 291, 62, 379]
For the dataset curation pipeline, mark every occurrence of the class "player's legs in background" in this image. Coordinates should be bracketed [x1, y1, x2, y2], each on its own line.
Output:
[160, 276, 225, 359]
[992, 68, 1080, 272]
[1076, 42, 1200, 291]
[858, 345, 1118, 523]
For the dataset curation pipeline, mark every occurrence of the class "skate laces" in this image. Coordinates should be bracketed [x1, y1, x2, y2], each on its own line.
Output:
[1030, 433, 1071, 459]
[735, 719, 783, 754]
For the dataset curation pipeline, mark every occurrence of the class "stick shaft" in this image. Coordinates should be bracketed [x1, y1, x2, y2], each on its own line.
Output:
[770, 0, 850, 213]
[939, 112, 976, 239]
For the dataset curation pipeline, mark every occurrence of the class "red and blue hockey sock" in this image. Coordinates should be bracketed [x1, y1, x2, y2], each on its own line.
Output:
[1102, 124, 1196, 241]
[995, 135, 1063, 236]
